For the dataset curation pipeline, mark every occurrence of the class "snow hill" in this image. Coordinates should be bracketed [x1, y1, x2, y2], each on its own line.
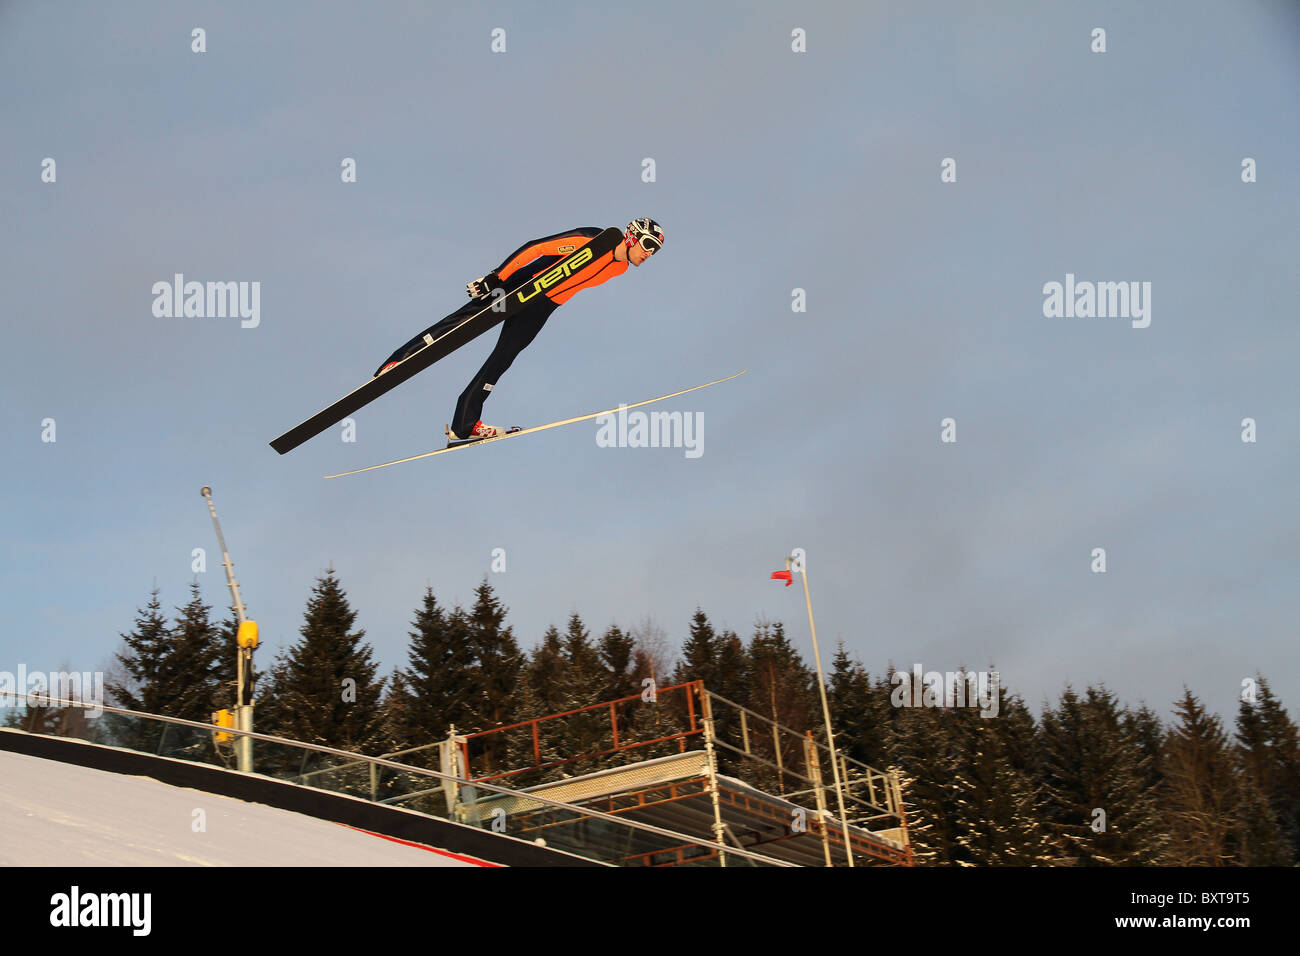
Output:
[0, 750, 489, 867]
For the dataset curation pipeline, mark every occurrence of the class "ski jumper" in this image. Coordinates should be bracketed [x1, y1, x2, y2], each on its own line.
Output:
[376, 227, 628, 437]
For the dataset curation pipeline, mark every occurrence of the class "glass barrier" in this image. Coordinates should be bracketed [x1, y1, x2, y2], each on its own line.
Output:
[1, 693, 789, 867]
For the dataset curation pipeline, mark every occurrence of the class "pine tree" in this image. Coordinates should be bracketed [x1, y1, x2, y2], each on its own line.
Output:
[373, 668, 451, 810]
[598, 623, 644, 769]
[151, 583, 224, 758]
[878, 671, 1048, 866]
[463, 579, 521, 776]
[375, 590, 479, 807]
[597, 624, 638, 703]
[623, 673, 691, 765]
[259, 570, 386, 769]
[561, 612, 603, 702]
[748, 623, 813, 724]
[672, 608, 720, 690]
[711, 627, 751, 707]
[106, 587, 173, 752]
[103, 584, 228, 757]
[665, 617, 746, 775]
[826, 663, 907, 839]
[525, 625, 567, 717]
[1038, 686, 1100, 864]
[213, 605, 243, 715]
[107, 588, 169, 711]
[164, 584, 223, 720]
[884, 693, 957, 865]
[506, 661, 565, 782]
[885, 761, 929, 863]
[874, 667, 909, 766]
[745, 621, 813, 787]
[556, 611, 609, 768]
[1160, 689, 1242, 866]
[1124, 703, 1165, 793]
[398, 588, 476, 753]
[1122, 699, 1172, 861]
[616, 620, 688, 768]
[709, 628, 751, 768]
[379, 668, 415, 755]
[1233, 675, 1298, 864]
[947, 685, 1053, 866]
[828, 644, 887, 769]
[1038, 685, 1163, 865]
[993, 682, 1039, 776]
[1231, 771, 1290, 866]
[505, 626, 561, 786]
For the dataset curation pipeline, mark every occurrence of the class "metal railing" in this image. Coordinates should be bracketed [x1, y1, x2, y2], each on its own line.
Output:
[458, 680, 705, 786]
[454, 681, 906, 825]
[0, 692, 793, 867]
[705, 688, 904, 824]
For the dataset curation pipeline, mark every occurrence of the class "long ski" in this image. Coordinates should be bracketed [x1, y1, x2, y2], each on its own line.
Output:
[323, 370, 746, 479]
[270, 227, 623, 455]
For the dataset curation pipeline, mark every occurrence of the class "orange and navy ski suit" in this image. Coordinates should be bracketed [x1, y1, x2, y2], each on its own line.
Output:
[376, 226, 628, 437]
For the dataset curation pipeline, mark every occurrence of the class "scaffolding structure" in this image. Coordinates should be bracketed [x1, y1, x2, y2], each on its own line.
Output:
[447, 681, 913, 866]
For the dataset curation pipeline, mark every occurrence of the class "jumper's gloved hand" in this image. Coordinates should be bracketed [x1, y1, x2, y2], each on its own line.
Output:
[467, 271, 502, 299]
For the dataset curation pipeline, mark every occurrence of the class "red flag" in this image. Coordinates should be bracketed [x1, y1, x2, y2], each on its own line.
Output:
[770, 570, 792, 587]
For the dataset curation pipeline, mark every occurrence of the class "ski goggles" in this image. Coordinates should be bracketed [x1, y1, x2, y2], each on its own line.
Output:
[632, 233, 662, 253]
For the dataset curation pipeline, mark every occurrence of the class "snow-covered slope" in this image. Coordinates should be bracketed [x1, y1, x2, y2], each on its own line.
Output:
[0, 750, 488, 866]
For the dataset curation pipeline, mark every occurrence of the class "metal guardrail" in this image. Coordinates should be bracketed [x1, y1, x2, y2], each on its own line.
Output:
[453, 681, 907, 829]
[458, 680, 705, 785]
[0, 692, 794, 867]
[704, 688, 905, 823]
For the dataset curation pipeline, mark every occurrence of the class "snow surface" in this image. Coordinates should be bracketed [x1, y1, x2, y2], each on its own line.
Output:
[0, 751, 485, 866]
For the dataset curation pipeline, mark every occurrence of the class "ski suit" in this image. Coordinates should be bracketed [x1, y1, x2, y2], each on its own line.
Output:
[375, 227, 628, 437]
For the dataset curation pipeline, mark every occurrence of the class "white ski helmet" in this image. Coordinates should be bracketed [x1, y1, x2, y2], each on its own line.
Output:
[626, 218, 664, 253]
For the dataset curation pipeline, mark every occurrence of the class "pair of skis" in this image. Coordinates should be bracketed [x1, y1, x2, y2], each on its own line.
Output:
[268, 229, 743, 477]
[323, 369, 745, 478]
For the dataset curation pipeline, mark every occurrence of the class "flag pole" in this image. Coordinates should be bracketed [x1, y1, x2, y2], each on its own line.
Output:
[776, 553, 855, 866]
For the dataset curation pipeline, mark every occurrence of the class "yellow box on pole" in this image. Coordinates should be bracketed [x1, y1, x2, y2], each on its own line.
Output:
[212, 708, 235, 743]
[237, 620, 259, 649]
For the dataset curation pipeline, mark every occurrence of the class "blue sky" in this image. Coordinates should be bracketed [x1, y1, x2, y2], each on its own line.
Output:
[2, 0, 1298, 729]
